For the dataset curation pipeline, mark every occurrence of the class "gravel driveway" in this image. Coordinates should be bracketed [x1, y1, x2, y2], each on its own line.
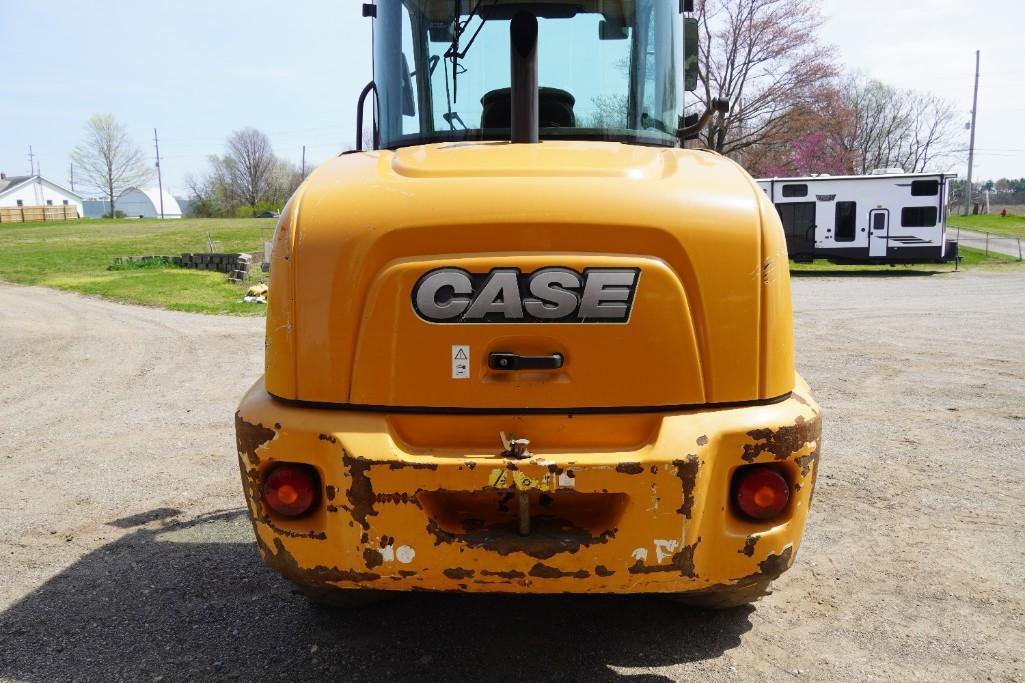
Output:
[1, 271, 1023, 682]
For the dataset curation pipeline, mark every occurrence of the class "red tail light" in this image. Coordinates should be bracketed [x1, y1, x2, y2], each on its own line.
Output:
[733, 466, 790, 521]
[263, 463, 319, 518]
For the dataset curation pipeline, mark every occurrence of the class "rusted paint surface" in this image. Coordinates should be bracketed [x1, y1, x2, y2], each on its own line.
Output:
[235, 412, 276, 466]
[739, 535, 758, 557]
[443, 567, 475, 580]
[685, 545, 795, 597]
[757, 546, 793, 578]
[376, 492, 420, 506]
[528, 563, 589, 579]
[481, 569, 526, 579]
[236, 455, 262, 507]
[615, 462, 644, 475]
[426, 516, 614, 560]
[795, 451, 818, 478]
[742, 415, 815, 462]
[696, 435, 709, 446]
[318, 433, 337, 443]
[264, 537, 380, 584]
[794, 419, 823, 476]
[343, 454, 377, 530]
[595, 565, 615, 577]
[385, 461, 439, 471]
[325, 485, 336, 501]
[628, 540, 699, 577]
[674, 455, 700, 518]
[363, 547, 384, 569]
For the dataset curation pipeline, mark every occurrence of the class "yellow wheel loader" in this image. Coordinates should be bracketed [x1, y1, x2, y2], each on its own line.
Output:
[236, 0, 821, 608]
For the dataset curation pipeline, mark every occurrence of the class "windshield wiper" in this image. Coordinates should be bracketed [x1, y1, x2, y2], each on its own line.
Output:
[444, 0, 500, 102]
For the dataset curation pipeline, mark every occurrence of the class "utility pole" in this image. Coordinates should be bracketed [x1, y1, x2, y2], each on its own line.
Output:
[964, 49, 980, 216]
[69, 163, 75, 192]
[28, 145, 35, 175]
[153, 128, 165, 219]
[301, 145, 306, 177]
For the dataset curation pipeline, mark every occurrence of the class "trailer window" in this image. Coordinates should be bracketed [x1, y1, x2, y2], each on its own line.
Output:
[781, 184, 808, 198]
[901, 206, 938, 228]
[911, 180, 939, 196]
[835, 202, 857, 242]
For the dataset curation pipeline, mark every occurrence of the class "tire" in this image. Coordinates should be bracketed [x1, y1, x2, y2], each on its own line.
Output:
[294, 584, 390, 609]
[667, 577, 773, 609]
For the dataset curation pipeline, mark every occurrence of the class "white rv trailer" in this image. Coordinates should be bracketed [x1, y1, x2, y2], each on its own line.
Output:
[756, 172, 958, 263]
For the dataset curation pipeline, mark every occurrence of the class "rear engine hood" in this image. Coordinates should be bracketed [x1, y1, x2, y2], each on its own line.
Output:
[265, 141, 793, 410]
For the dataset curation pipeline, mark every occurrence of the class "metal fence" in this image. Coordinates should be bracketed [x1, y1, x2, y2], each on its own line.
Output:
[953, 231, 1023, 261]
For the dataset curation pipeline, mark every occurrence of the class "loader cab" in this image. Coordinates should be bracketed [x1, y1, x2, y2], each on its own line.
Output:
[369, 0, 694, 149]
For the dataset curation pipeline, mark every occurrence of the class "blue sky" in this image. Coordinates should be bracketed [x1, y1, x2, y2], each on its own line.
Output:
[0, 0, 1021, 197]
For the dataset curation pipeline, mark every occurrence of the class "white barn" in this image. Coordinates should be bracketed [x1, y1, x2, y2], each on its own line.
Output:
[115, 187, 182, 219]
[0, 173, 84, 216]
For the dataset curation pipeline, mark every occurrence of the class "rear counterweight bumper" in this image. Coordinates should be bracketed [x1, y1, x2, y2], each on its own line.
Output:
[235, 377, 822, 595]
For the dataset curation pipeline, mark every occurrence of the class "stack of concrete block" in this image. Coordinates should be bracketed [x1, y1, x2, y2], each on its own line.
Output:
[228, 254, 253, 283]
[174, 253, 254, 280]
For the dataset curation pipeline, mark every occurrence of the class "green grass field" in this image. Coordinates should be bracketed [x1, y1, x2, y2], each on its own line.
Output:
[789, 245, 1021, 275]
[947, 213, 1025, 240]
[0, 217, 273, 315]
[0, 215, 1020, 315]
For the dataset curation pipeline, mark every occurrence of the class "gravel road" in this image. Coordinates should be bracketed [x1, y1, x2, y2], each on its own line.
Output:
[1, 271, 1023, 682]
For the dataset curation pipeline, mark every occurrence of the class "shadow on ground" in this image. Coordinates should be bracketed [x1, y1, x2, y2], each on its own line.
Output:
[0, 509, 753, 682]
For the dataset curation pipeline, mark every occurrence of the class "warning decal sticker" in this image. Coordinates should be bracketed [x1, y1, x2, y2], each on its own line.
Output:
[451, 345, 469, 379]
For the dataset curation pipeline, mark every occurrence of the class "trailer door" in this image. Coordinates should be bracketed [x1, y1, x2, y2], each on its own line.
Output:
[821, 200, 868, 253]
[869, 209, 888, 257]
[775, 201, 817, 258]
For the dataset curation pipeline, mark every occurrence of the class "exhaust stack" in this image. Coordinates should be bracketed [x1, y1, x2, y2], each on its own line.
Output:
[510, 12, 539, 144]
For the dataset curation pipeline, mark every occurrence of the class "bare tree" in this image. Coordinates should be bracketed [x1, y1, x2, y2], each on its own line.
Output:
[224, 128, 277, 208]
[587, 94, 629, 129]
[841, 77, 957, 173]
[69, 114, 152, 218]
[694, 0, 836, 159]
[187, 129, 305, 217]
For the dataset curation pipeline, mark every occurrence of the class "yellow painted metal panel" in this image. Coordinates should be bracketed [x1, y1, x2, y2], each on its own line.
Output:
[266, 142, 789, 407]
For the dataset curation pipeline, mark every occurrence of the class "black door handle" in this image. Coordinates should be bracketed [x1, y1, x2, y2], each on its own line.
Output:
[489, 352, 564, 371]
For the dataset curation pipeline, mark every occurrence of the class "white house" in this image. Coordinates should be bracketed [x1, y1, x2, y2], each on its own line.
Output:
[115, 187, 182, 219]
[0, 173, 84, 216]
